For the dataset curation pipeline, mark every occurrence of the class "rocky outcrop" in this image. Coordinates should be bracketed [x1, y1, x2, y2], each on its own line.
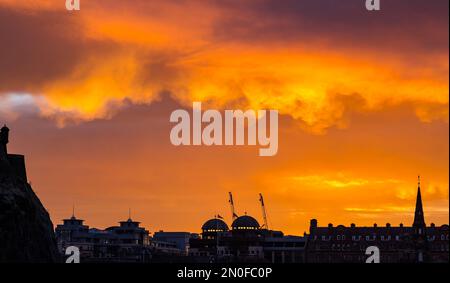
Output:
[0, 159, 60, 263]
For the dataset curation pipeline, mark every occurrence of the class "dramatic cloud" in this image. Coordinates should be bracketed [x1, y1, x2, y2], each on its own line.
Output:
[0, 0, 448, 233]
[0, 0, 448, 131]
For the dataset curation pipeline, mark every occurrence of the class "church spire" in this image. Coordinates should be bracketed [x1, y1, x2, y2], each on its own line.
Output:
[413, 176, 426, 228]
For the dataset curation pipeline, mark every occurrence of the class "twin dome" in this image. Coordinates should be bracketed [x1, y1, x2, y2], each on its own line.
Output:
[202, 215, 260, 232]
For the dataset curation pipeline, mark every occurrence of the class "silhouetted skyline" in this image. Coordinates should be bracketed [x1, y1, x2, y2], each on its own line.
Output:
[0, 0, 448, 235]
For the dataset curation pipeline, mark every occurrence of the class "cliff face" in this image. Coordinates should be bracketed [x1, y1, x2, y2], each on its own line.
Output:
[0, 161, 60, 263]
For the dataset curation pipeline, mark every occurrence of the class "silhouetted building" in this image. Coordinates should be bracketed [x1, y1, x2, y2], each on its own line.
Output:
[189, 214, 306, 263]
[0, 125, 27, 181]
[152, 231, 197, 255]
[55, 215, 151, 262]
[54, 179, 448, 263]
[305, 178, 449, 263]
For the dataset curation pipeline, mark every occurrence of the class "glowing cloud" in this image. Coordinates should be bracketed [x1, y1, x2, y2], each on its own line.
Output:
[0, 0, 448, 131]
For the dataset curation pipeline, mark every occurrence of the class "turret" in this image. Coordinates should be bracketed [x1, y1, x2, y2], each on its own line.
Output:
[0, 124, 9, 160]
[0, 126, 28, 181]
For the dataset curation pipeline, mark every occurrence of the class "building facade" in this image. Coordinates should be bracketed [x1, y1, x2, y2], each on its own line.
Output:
[305, 181, 449, 263]
[55, 215, 151, 262]
[55, 216, 195, 262]
[153, 231, 198, 255]
[189, 215, 306, 263]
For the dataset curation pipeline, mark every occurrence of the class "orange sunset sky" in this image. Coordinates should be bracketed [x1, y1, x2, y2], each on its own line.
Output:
[0, 0, 448, 235]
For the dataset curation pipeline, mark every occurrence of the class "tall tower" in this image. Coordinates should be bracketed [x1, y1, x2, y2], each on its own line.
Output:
[413, 176, 426, 229]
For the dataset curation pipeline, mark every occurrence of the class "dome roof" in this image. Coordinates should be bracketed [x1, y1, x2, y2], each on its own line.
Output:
[231, 215, 260, 230]
[202, 218, 229, 232]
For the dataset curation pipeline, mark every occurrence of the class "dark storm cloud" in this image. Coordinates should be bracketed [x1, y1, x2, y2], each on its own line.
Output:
[1, 0, 447, 95]
[0, 0, 447, 125]
[210, 0, 449, 54]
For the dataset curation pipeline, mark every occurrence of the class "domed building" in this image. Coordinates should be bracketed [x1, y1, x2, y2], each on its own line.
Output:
[202, 218, 229, 233]
[188, 195, 307, 263]
[190, 213, 307, 262]
[231, 215, 260, 231]
[201, 218, 229, 240]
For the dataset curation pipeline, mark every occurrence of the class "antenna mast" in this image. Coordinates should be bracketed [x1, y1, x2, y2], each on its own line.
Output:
[259, 193, 269, 230]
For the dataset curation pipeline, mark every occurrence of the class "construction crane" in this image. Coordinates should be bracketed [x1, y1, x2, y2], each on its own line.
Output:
[229, 192, 238, 220]
[259, 193, 269, 230]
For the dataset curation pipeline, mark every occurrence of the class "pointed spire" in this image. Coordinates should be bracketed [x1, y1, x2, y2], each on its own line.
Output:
[413, 175, 426, 228]
[128, 208, 132, 221]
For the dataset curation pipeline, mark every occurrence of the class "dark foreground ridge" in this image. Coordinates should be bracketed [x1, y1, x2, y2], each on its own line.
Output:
[0, 125, 59, 262]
